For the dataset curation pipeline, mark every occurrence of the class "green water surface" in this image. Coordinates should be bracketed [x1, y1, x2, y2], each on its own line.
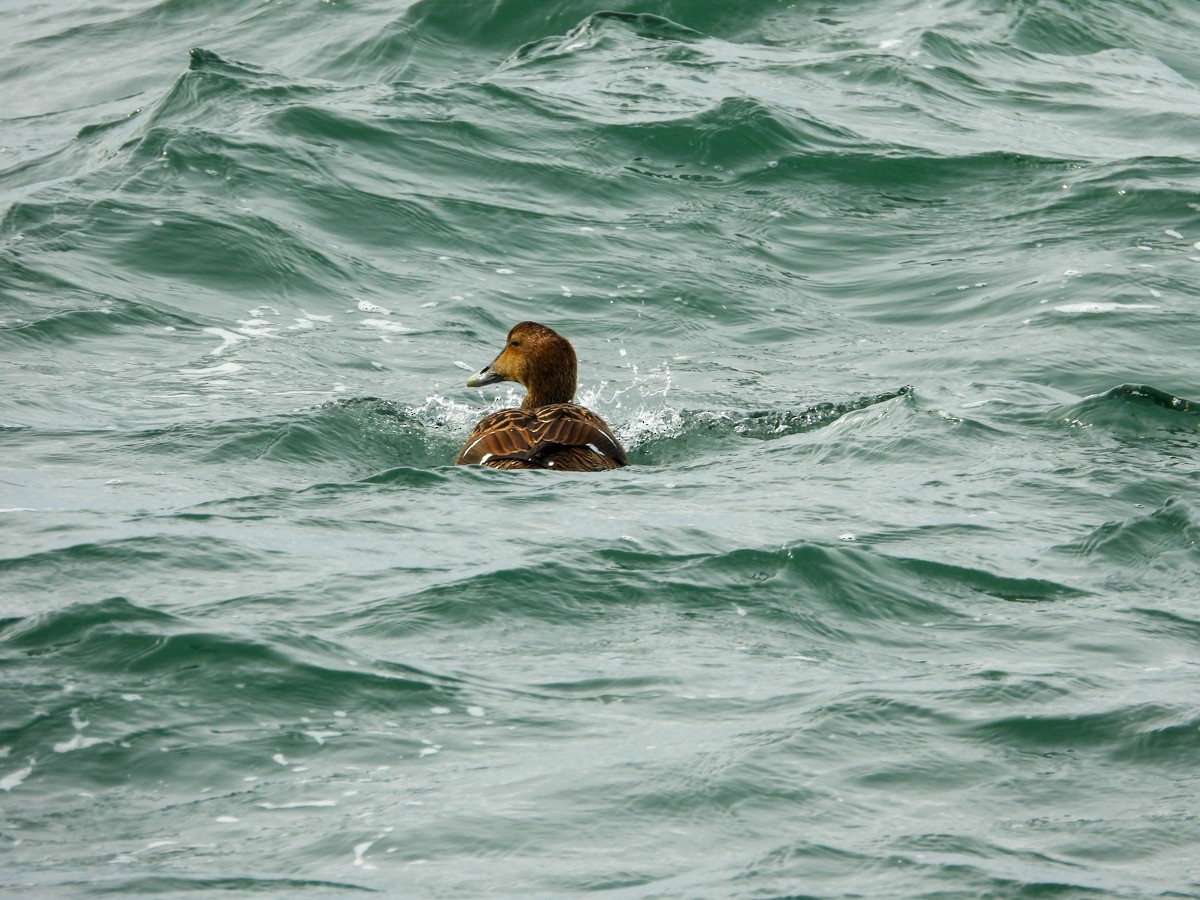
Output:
[2, 0, 1200, 895]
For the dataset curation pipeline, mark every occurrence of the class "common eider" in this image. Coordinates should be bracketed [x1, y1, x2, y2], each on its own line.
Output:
[455, 321, 628, 471]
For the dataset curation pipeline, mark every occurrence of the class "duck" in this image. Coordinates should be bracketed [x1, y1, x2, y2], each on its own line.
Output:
[455, 321, 629, 471]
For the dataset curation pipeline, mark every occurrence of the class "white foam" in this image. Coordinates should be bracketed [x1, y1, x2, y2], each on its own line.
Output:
[357, 299, 390, 314]
[54, 708, 106, 753]
[619, 405, 684, 449]
[54, 733, 106, 753]
[203, 327, 246, 356]
[303, 730, 340, 745]
[234, 319, 279, 338]
[1054, 302, 1160, 313]
[407, 391, 520, 434]
[179, 362, 244, 378]
[0, 757, 34, 792]
[353, 840, 376, 868]
[258, 800, 337, 809]
[362, 318, 413, 333]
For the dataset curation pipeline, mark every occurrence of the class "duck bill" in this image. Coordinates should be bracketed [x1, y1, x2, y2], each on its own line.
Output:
[466, 362, 503, 388]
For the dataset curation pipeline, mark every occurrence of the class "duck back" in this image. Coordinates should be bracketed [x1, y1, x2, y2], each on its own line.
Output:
[456, 403, 627, 471]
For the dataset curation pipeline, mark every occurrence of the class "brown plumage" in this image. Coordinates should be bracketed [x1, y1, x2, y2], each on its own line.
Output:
[455, 322, 628, 471]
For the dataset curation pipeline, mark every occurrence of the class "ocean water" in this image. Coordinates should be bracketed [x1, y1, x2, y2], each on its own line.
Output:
[3, 0, 1200, 895]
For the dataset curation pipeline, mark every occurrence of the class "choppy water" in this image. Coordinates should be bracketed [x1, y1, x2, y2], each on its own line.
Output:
[3, 0, 1200, 895]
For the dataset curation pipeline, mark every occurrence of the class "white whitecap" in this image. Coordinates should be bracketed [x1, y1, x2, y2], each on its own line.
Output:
[179, 362, 245, 378]
[54, 733, 106, 753]
[0, 758, 34, 792]
[303, 730, 340, 745]
[362, 318, 414, 333]
[203, 327, 246, 356]
[1054, 302, 1160, 313]
[357, 299, 390, 314]
[258, 800, 337, 809]
[235, 320, 279, 338]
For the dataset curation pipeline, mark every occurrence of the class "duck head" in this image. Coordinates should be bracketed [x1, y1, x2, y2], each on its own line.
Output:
[466, 321, 578, 409]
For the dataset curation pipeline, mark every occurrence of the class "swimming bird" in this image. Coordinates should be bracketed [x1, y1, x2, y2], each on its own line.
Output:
[455, 321, 628, 471]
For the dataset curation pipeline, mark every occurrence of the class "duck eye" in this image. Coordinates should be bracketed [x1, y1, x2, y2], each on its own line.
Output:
[510, 340, 521, 347]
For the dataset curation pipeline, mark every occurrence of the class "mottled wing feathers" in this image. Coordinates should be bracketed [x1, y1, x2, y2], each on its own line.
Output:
[456, 403, 627, 470]
[531, 410, 625, 460]
[456, 410, 536, 463]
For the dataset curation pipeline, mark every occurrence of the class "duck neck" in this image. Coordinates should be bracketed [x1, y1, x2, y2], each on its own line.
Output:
[521, 369, 576, 409]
